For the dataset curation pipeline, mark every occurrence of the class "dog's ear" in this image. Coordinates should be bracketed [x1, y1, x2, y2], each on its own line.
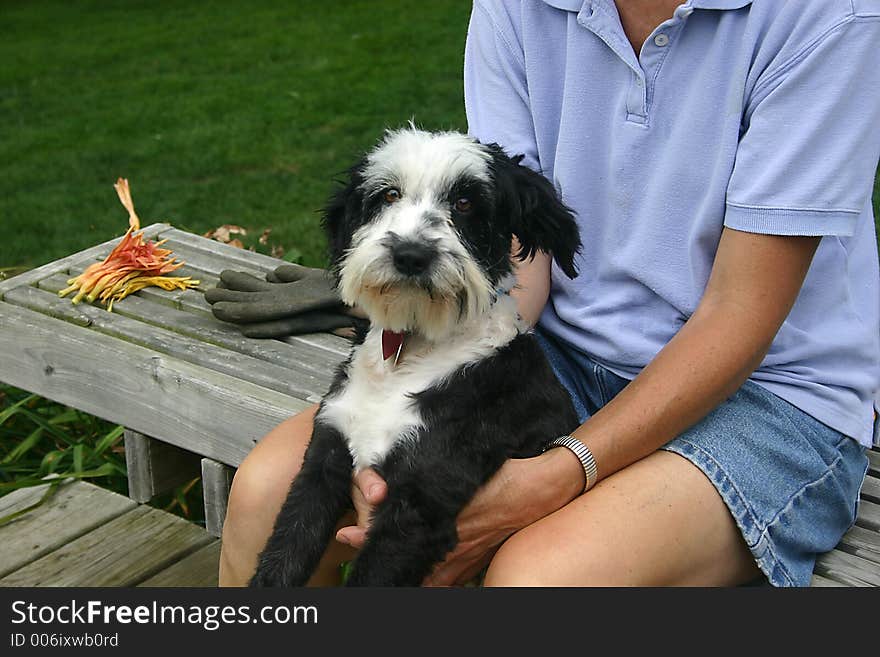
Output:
[488, 146, 580, 279]
[322, 160, 366, 276]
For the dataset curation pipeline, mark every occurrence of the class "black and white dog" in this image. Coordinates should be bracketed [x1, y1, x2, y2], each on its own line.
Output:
[251, 127, 581, 587]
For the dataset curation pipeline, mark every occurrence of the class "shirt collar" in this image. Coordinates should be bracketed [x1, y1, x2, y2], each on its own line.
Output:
[539, 0, 753, 11]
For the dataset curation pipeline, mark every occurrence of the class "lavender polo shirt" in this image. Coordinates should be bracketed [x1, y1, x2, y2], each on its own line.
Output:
[464, 0, 880, 446]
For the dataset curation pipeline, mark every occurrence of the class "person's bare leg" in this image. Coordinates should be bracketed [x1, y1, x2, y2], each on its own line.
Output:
[484, 450, 761, 586]
[219, 404, 357, 586]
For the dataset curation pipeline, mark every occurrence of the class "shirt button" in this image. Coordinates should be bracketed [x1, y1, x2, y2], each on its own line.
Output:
[654, 33, 670, 47]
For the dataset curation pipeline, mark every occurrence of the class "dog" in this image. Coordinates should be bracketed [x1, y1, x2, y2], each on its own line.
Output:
[250, 127, 581, 587]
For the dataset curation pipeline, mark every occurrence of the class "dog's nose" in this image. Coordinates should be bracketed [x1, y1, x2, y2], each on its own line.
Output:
[391, 242, 436, 276]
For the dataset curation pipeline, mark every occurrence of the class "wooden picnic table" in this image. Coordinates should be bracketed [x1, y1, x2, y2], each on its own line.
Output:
[0, 223, 878, 586]
[0, 223, 348, 538]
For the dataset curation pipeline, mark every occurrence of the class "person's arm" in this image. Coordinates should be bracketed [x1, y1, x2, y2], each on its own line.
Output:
[510, 240, 552, 328]
[569, 228, 820, 479]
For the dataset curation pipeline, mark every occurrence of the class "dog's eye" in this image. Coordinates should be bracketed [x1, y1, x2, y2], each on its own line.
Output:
[453, 197, 472, 213]
[383, 188, 401, 204]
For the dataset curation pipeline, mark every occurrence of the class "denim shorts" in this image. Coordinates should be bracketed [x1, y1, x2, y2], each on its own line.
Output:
[535, 329, 869, 587]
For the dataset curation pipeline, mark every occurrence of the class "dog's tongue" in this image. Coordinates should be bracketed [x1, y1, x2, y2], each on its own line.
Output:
[381, 330, 406, 361]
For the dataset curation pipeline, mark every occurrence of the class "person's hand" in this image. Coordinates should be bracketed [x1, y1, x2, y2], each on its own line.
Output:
[422, 449, 583, 586]
[333, 448, 584, 586]
[204, 264, 368, 338]
[335, 468, 388, 548]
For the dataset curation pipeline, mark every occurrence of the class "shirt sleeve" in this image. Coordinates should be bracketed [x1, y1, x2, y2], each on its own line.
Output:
[725, 16, 880, 237]
[464, 0, 541, 171]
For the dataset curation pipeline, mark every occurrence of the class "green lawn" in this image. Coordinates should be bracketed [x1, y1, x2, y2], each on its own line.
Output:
[0, 0, 472, 270]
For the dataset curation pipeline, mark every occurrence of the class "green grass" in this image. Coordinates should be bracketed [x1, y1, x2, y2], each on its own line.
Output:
[0, 0, 471, 270]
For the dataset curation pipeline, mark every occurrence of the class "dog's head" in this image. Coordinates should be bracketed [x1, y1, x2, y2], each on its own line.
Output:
[323, 127, 580, 340]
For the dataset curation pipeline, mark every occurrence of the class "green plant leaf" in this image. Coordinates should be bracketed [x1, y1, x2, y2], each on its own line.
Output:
[47, 408, 82, 426]
[17, 408, 78, 445]
[0, 393, 39, 425]
[0, 480, 61, 527]
[72, 444, 84, 474]
[0, 464, 118, 495]
[40, 450, 66, 474]
[1, 426, 44, 465]
[92, 425, 124, 457]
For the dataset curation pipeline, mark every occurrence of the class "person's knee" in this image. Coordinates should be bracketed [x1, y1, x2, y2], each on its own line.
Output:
[226, 457, 293, 529]
[483, 527, 613, 587]
[483, 532, 560, 586]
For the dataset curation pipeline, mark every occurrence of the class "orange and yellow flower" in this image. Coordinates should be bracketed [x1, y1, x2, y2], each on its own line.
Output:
[59, 179, 199, 311]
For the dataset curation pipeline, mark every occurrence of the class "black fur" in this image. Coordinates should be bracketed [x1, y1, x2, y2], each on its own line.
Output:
[321, 161, 367, 280]
[251, 132, 582, 587]
[485, 145, 580, 279]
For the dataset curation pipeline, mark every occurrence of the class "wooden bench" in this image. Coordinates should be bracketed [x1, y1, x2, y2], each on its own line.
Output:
[0, 480, 221, 586]
[0, 223, 878, 586]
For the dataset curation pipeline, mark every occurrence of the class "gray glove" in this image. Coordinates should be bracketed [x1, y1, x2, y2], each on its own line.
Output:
[204, 264, 367, 338]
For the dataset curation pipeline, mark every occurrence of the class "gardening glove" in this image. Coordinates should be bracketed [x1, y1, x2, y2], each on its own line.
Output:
[204, 263, 367, 338]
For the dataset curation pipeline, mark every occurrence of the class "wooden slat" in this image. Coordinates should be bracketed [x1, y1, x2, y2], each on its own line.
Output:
[11, 282, 333, 404]
[202, 458, 234, 539]
[810, 574, 847, 587]
[813, 549, 880, 587]
[0, 302, 308, 467]
[868, 448, 879, 477]
[856, 499, 880, 532]
[0, 223, 168, 295]
[860, 474, 880, 505]
[0, 481, 135, 578]
[158, 226, 286, 273]
[0, 504, 213, 586]
[124, 430, 201, 503]
[837, 525, 880, 566]
[138, 540, 222, 587]
[155, 242, 269, 281]
[127, 269, 216, 317]
[284, 332, 352, 359]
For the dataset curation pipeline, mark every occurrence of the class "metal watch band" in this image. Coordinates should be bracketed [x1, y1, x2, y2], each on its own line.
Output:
[545, 435, 598, 494]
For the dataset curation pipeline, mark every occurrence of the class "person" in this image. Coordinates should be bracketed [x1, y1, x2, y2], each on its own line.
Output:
[212, 0, 880, 587]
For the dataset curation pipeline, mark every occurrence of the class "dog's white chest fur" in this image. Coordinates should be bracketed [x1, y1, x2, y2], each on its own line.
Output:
[318, 295, 524, 470]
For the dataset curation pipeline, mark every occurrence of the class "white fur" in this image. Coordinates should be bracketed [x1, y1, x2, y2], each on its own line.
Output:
[359, 127, 492, 194]
[318, 291, 524, 469]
